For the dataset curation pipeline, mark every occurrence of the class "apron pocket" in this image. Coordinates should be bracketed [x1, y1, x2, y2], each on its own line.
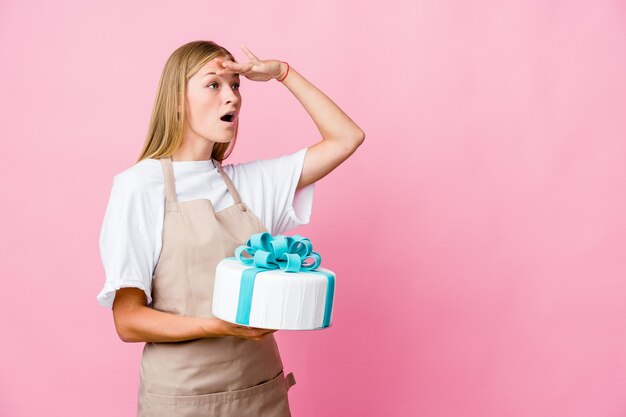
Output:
[139, 370, 292, 417]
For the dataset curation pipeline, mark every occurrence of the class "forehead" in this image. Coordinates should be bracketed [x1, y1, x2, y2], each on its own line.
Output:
[197, 58, 240, 79]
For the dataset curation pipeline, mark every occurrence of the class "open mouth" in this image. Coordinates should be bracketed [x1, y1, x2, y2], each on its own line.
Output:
[220, 112, 237, 124]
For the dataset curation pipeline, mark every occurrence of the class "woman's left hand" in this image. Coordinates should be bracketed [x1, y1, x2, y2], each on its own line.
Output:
[215, 46, 285, 82]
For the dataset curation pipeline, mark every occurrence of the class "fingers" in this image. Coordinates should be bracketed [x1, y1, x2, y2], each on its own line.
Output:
[240, 44, 260, 62]
[217, 60, 253, 75]
[216, 59, 237, 74]
[213, 57, 238, 73]
[227, 321, 276, 340]
[245, 326, 275, 339]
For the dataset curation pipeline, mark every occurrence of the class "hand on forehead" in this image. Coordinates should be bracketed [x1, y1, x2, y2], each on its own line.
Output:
[210, 57, 240, 76]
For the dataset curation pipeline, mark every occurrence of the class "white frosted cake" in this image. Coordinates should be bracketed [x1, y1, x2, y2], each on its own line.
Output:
[211, 233, 336, 330]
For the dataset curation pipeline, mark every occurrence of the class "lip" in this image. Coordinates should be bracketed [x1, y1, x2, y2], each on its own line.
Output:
[221, 114, 237, 127]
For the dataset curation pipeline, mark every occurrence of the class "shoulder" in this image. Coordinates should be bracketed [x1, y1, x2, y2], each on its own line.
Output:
[103, 159, 165, 231]
[221, 147, 308, 180]
[112, 158, 164, 193]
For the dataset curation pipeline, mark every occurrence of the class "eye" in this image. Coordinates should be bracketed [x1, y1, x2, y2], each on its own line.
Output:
[207, 81, 241, 91]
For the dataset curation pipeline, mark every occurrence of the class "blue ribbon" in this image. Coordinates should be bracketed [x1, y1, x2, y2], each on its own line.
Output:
[227, 232, 335, 328]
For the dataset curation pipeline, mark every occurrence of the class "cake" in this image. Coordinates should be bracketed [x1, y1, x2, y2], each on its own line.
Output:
[212, 232, 335, 330]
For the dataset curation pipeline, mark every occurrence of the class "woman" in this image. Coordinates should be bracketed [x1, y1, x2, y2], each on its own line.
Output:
[97, 40, 364, 416]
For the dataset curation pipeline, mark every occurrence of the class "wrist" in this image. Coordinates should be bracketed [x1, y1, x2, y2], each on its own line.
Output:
[275, 61, 289, 82]
[202, 317, 226, 337]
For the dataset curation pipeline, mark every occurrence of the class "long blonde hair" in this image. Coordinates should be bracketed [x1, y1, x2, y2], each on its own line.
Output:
[136, 40, 238, 163]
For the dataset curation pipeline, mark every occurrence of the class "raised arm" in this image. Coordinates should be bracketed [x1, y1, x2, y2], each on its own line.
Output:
[275, 62, 365, 190]
[217, 51, 365, 190]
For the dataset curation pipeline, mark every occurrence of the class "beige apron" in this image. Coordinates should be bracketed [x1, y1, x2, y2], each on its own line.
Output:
[137, 156, 296, 417]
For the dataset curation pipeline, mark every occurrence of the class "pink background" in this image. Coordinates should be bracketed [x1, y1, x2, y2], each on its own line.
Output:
[1, 1, 625, 416]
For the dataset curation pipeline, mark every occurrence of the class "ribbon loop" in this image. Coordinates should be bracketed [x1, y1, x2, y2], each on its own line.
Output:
[234, 232, 323, 273]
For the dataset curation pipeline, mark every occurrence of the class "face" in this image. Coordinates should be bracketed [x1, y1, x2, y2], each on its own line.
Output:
[181, 56, 241, 144]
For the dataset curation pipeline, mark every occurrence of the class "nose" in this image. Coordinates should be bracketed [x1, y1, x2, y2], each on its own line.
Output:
[223, 84, 240, 105]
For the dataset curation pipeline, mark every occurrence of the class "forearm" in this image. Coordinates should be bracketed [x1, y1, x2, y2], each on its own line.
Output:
[114, 304, 225, 343]
[277, 63, 364, 146]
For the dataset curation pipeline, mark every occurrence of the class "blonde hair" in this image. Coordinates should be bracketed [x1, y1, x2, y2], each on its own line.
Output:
[136, 40, 238, 163]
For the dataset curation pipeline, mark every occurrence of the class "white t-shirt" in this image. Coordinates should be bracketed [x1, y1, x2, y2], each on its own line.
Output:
[97, 146, 315, 309]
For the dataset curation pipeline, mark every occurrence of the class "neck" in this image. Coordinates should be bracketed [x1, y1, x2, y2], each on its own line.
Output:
[171, 128, 220, 161]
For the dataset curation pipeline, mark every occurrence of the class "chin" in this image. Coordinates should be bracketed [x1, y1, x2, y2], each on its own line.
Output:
[211, 137, 232, 144]
[205, 130, 233, 143]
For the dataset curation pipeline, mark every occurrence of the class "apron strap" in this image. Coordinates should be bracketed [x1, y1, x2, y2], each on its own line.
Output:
[285, 372, 296, 392]
[160, 156, 245, 208]
[160, 157, 177, 203]
[213, 159, 243, 205]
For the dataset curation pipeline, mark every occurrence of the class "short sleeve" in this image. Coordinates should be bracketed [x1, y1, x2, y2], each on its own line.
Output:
[225, 147, 315, 235]
[96, 174, 159, 309]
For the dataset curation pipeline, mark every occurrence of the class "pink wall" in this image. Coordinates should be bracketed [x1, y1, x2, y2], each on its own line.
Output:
[1, 1, 625, 416]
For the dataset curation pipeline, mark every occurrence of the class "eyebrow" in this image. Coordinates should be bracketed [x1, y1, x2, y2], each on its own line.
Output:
[203, 72, 240, 78]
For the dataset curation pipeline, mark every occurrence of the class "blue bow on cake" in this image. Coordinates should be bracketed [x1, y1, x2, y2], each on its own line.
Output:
[226, 232, 335, 328]
[235, 232, 322, 271]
